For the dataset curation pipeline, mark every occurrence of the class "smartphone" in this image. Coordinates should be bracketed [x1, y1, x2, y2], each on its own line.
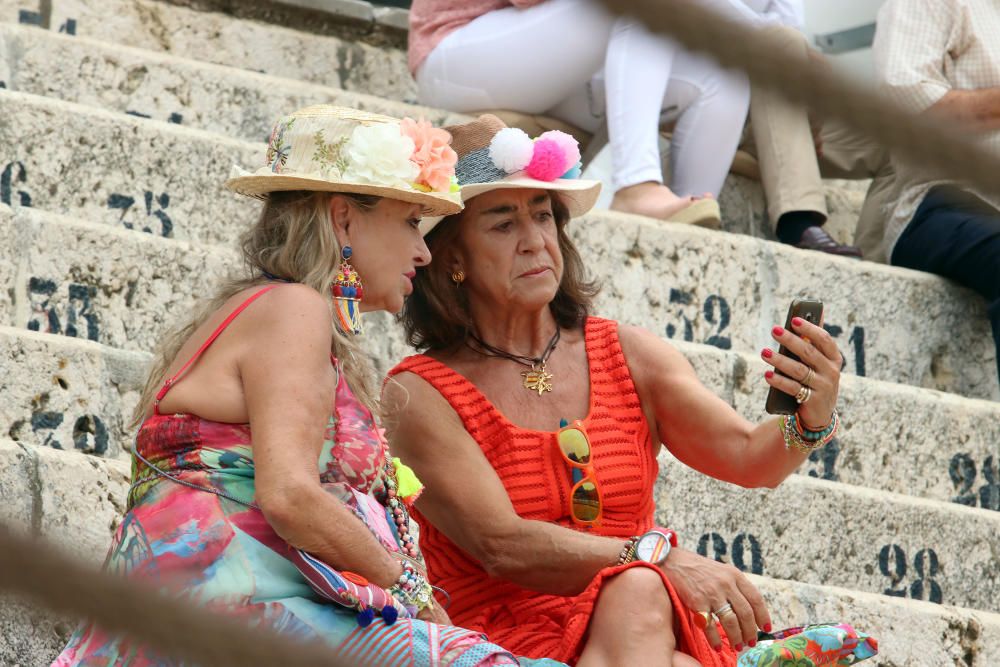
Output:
[764, 298, 824, 415]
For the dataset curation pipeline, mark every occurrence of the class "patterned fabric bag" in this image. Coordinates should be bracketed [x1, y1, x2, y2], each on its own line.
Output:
[737, 623, 878, 666]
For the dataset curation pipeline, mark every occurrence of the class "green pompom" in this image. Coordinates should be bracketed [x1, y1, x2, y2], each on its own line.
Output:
[393, 457, 424, 502]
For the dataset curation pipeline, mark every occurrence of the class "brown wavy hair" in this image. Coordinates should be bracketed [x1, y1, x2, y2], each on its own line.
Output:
[400, 193, 598, 351]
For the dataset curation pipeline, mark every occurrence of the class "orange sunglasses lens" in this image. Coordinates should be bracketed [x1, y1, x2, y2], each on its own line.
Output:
[557, 427, 591, 465]
[572, 480, 601, 523]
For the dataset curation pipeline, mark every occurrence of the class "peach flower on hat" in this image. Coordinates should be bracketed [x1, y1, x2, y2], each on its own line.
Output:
[401, 117, 458, 193]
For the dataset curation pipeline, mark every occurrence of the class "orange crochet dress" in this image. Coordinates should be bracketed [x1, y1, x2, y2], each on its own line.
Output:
[388, 317, 736, 665]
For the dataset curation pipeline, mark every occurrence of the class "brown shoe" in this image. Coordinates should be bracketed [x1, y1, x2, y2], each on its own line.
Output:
[794, 226, 863, 258]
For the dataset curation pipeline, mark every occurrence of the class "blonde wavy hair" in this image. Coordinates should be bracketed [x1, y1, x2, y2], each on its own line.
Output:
[131, 190, 380, 428]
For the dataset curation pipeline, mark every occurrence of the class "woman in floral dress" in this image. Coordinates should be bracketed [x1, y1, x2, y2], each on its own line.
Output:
[53, 106, 563, 667]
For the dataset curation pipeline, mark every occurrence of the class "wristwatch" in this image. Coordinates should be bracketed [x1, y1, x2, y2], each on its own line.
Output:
[633, 528, 678, 566]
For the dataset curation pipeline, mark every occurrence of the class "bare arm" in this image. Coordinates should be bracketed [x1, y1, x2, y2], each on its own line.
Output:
[241, 285, 401, 588]
[384, 372, 624, 597]
[928, 88, 1000, 132]
[620, 318, 841, 489]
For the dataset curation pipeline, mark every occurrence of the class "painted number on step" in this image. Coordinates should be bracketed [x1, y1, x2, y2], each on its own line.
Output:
[878, 544, 942, 604]
[949, 454, 1000, 511]
[805, 436, 840, 481]
[126, 110, 185, 125]
[18, 9, 76, 34]
[8, 396, 110, 455]
[27, 278, 100, 342]
[107, 190, 173, 237]
[822, 323, 866, 377]
[664, 290, 732, 350]
[697, 532, 763, 575]
[1, 161, 33, 207]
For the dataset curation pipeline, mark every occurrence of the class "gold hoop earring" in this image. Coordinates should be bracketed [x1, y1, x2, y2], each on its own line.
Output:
[451, 270, 466, 285]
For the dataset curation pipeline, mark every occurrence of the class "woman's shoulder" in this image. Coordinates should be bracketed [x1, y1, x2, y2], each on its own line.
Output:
[223, 283, 333, 351]
[232, 283, 329, 324]
[387, 345, 462, 377]
[610, 322, 682, 364]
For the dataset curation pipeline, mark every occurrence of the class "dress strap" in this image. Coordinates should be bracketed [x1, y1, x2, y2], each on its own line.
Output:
[153, 285, 280, 414]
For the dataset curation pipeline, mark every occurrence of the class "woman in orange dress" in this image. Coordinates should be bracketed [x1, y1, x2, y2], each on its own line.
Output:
[384, 115, 844, 666]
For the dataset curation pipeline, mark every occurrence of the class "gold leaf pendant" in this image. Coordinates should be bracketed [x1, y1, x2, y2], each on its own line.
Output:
[521, 363, 554, 396]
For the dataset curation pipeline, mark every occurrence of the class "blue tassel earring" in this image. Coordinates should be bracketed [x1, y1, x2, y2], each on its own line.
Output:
[332, 246, 364, 335]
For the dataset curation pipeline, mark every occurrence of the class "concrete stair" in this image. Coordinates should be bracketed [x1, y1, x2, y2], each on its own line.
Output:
[1, 0, 998, 664]
[0, 0, 415, 99]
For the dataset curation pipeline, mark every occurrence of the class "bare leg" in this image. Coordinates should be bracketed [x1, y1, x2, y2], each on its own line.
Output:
[577, 567, 703, 667]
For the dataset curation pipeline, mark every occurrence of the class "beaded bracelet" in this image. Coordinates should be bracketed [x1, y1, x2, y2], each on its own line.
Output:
[779, 410, 839, 452]
[389, 559, 434, 617]
[617, 536, 640, 565]
[795, 410, 838, 441]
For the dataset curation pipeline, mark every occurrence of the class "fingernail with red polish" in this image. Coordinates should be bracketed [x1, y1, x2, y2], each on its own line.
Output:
[735, 643, 744, 652]
[792, 317, 804, 327]
[765, 370, 774, 379]
[761, 348, 773, 358]
[763, 623, 772, 633]
[772, 326, 784, 337]
[714, 645, 723, 653]
[749, 639, 757, 648]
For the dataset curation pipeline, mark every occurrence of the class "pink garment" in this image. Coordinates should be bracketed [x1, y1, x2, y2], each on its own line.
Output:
[408, 0, 548, 75]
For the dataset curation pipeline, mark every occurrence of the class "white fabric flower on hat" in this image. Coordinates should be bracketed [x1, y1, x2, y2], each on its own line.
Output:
[488, 127, 534, 174]
[341, 122, 419, 187]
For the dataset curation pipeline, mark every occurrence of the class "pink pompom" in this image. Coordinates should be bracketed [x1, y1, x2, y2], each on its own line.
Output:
[525, 139, 570, 181]
[538, 130, 581, 170]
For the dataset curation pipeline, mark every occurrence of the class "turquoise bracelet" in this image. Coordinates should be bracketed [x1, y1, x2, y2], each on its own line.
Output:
[795, 410, 838, 441]
[779, 411, 839, 452]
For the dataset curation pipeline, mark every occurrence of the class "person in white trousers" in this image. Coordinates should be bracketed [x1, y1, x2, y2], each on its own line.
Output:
[413, 0, 758, 227]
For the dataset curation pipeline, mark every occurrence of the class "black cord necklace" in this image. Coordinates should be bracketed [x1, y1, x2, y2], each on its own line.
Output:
[467, 327, 561, 396]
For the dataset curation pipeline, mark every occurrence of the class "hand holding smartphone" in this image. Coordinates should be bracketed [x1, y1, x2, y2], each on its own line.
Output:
[764, 299, 824, 415]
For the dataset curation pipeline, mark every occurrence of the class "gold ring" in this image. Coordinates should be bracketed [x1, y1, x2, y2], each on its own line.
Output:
[795, 386, 812, 404]
[800, 367, 815, 387]
[695, 611, 712, 629]
[714, 602, 734, 617]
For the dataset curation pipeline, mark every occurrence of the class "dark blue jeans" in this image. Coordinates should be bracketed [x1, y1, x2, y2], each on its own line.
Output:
[892, 185, 1000, 384]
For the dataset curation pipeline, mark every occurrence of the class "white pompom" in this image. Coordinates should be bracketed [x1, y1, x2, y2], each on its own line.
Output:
[488, 127, 534, 173]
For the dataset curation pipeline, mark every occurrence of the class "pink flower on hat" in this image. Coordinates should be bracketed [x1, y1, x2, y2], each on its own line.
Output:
[400, 118, 458, 193]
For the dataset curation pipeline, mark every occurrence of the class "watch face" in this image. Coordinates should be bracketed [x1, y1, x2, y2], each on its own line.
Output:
[636, 531, 671, 564]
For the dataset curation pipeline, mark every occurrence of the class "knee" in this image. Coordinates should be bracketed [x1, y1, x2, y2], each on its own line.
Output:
[601, 567, 674, 628]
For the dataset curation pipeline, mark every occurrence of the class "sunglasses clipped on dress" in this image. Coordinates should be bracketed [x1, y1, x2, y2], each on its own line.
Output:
[556, 419, 602, 526]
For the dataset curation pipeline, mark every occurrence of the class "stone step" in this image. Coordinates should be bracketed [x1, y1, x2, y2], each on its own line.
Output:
[0, 0, 414, 101]
[0, 89, 261, 245]
[575, 211, 997, 400]
[3, 265, 1000, 518]
[2, 437, 1000, 665]
[0, 326, 148, 460]
[0, 21, 460, 146]
[749, 576, 1000, 666]
[0, 437, 130, 665]
[0, 90, 992, 396]
[0, 19, 867, 249]
[658, 455, 1000, 613]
